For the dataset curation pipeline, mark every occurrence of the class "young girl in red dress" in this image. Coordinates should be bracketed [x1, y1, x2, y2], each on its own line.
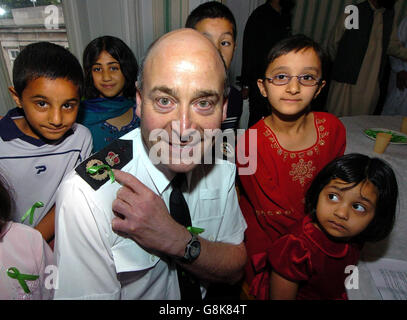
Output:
[269, 154, 398, 300]
[236, 35, 346, 299]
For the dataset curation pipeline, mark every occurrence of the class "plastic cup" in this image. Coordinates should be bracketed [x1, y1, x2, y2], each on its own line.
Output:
[401, 117, 407, 135]
[374, 132, 392, 154]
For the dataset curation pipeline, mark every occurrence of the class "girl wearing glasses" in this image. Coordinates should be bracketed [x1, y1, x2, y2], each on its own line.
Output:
[236, 34, 346, 299]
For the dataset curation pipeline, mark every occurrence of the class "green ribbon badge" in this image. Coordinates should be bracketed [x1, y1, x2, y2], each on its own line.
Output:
[7, 267, 39, 294]
[21, 201, 44, 225]
[187, 226, 205, 235]
[87, 164, 115, 183]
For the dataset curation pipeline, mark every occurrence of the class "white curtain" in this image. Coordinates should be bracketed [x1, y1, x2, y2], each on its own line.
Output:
[62, 0, 148, 63]
[0, 50, 14, 116]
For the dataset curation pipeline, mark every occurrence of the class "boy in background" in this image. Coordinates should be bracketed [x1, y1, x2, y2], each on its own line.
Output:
[186, 1, 243, 133]
[186, 2, 244, 298]
[0, 42, 92, 243]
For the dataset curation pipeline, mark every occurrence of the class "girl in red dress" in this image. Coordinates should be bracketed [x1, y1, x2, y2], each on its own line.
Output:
[269, 154, 398, 300]
[236, 35, 346, 299]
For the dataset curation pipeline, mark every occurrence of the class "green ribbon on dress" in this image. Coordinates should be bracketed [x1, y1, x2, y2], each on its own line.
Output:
[7, 267, 39, 294]
[21, 201, 44, 225]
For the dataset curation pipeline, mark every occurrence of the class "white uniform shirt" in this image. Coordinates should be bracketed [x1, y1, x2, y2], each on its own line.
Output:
[0, 108, 93, 226]
[54, 128, 247, 299]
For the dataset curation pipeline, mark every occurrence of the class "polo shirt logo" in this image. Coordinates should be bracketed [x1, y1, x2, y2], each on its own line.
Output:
[35, 165, 47, 174]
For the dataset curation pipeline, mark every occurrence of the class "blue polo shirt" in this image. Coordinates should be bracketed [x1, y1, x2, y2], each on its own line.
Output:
[0, 108, 93, 226]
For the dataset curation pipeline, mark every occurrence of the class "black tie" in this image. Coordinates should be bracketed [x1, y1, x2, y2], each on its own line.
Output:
[169, 173, 202, 301]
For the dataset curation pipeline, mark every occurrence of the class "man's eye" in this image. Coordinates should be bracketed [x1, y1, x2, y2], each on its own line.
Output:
[157, 98, 173, 107]
[197, 101, 211, 109]
[220, 40, 231, 47]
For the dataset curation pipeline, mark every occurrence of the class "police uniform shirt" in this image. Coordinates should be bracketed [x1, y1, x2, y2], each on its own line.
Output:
[53, 127, 247, 299]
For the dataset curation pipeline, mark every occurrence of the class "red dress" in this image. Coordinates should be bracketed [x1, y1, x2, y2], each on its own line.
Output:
[236, 112, 346, 299]
[269, 216, 361, 300]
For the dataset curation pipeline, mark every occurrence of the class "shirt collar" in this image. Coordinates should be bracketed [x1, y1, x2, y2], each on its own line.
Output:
[135, 131, 173, 195]
[135, 132, 193, 195]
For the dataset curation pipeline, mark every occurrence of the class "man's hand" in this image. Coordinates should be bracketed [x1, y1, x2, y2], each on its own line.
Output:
[111, 170, 190, 257]
[396, 70, 407, 90]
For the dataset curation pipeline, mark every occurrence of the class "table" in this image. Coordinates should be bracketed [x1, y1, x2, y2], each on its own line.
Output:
[340, 115, 407, 300]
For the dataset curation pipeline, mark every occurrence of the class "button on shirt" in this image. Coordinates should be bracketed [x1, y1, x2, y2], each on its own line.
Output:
[53, 128, 247, 299]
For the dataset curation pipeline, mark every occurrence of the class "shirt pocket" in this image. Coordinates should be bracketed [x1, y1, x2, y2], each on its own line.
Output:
[111, 238, 160, 273]
[192, 188, 224, 242]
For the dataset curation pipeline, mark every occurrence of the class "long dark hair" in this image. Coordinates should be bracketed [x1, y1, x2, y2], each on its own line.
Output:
[83, 36, 138, 99]
[305, 153, 398, 243]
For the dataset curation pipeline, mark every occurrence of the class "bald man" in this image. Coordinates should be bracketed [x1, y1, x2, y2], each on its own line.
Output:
[53, 29, 247, 300]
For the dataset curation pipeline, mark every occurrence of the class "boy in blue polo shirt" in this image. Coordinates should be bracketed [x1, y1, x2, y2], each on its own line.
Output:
[0, 42, 92, 243]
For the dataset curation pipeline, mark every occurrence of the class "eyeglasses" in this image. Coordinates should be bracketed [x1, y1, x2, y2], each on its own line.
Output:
[264, 74, 322, 87]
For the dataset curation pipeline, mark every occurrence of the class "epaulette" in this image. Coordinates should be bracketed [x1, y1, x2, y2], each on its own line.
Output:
[76, 139, 133, 190]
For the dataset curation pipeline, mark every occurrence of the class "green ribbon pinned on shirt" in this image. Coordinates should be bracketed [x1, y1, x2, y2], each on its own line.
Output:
[21, 201, 44, 225]
[187, 226, 205, 235]
[7, 267, 39, 294]
[87, 164, 115, 183]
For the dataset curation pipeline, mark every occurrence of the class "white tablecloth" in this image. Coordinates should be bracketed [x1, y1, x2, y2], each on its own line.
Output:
[340, 115, 407, 300]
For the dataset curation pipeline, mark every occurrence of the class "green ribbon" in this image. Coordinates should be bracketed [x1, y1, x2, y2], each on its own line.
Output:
[7, 267, 39, 294]
[21, 201, 44, 225]
[87, 164, 115, 183]
[187, 226, 205, 235]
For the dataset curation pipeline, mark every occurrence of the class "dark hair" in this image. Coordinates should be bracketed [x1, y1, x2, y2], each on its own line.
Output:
[0, 172, 14, 232]
[305, 153, 398, 243]
[83, 36, 138, 99]
[12, 42, 84, 98]
[185, 1, 237, 41]
[262, 34, 328, 79]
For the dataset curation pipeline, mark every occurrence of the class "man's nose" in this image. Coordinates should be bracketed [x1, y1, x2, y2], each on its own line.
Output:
[179, 106, 192, 138]
[172, 105, 196, 143]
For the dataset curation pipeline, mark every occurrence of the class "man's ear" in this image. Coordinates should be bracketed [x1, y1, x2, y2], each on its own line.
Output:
[135, 89, 142, 118]
[313, 80, 326, 99]
[222, 97, 228, 122]
[8, 87, 22, 108]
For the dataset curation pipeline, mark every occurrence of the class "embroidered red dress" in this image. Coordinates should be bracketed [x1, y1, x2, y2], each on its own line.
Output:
[236, 112, 346, 299]
[269, 216, 361, 300]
